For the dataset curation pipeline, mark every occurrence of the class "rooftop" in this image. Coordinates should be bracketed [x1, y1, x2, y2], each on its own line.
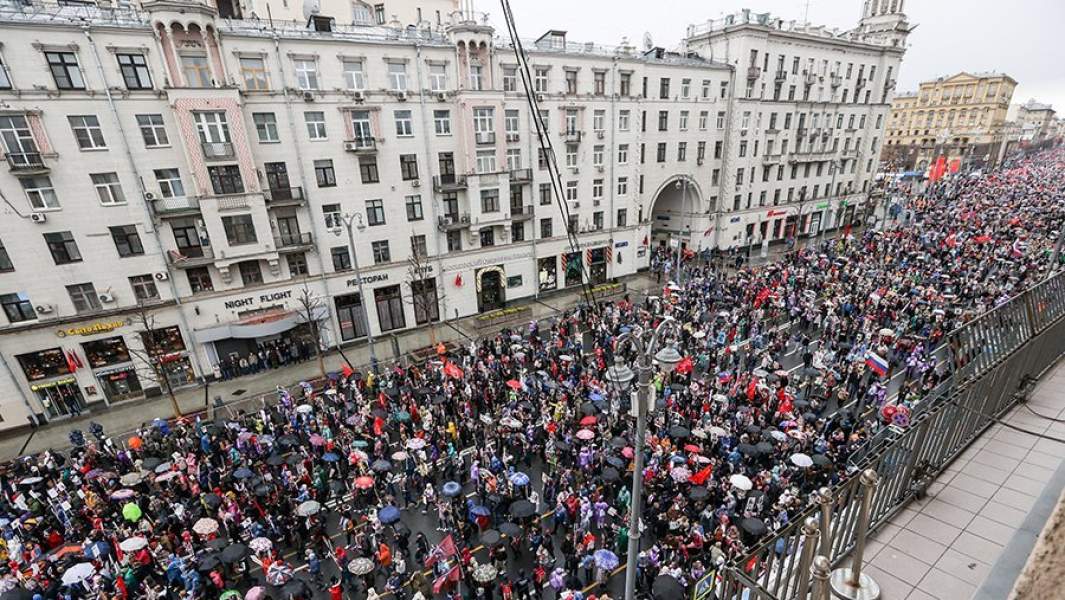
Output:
[684, 8, 887, 48]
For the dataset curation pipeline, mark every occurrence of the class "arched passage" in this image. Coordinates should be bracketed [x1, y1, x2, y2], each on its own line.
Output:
[646, 175, 703, 253]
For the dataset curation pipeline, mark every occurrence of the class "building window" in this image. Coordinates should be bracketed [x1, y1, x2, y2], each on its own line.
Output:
[539, 184, 552, 206]
[399, 154, 419, 180]
[618, 110, 630, 131]
[208, 165, 244, 195]
[187, 267, 213, 294]
[659, 77, 670, 99]
[342, 59, 365, 90]
[405, 194, 423, 221]
[481, 188, 500, 212]
[540, 218, 552, 238]
[511, 222, 525, 242]
[0, 54, 10, 90]
[331, 246, 351, 271]
[502, 66, 517, 91]
[21, 176, 60, 210]
[469, 62, 484, 90]
[433, 110, 451, 135]
[221, 214, 257, 245]
[617, 208, 627, 227]
[335, 293, 367, 340]
[593, 211, 604, 230]
[117, 53, 152, 90]
[593, 71, 606, 95]
[314, 159, 336, 187]
[387, 62, 407, 91]
[592, 178, 603, 199]
[322, 204, 341, 229]
[371, 240, 390, 264]
[293, 59, 319, 90]
[110, 225, 144, 257]
[180, 55, 211, 87]
[304, 111, 327, 139]
[565, 181, 578, 201]
[366, 199, 385, 226]
[656, 142, 667, 163]
[1, 293, 35, 323]
[154, 169, 185, 198]
[45, 51, 84, 90]
[129, 274, 160, 302]
[564, 69, 578, 94]
[428, 63, 448, 91]
[239, 56, 268, 90]
[253, 112, 279, 142]
[534, 67, 548, 92]
[375, 285, 405, 331]
[238, 261, 263, 285]
[91, 172, 126, 205]
[67, 283, 101, 313]
[479, 229, 495, 247]
[476, 150, 496, 174]
[193, 111, 230, 144]
[446, 230, 462, 252]
[394, 110, 414, 136]
[617, 177, 628, 196]
[411, 279, 439, 325]
[409, 234, 428, 260]
[0, 238, 12, 272]
[359, 157, 379, 183]
[136, 114, 169, 147]
[68, 115, 106, 150]
[45, 231, 81, 264]
[287, 253, 308, 276]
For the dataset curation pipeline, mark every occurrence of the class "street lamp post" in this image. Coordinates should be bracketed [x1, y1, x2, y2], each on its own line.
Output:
[673, 179, 689, 285]
[332, 212, 378, 372]
[605, 318, 683, 600]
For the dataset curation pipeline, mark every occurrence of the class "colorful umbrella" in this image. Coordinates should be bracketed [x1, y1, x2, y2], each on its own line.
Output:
[593, 549, 619, 570]
[348, 558, 374, 575]
[505, 379, 522, 391]
[442, 481, 463, 497]
[579, 415, 597, 426]
[406, 438, 426, 450]
[354, 476, 375, 490]
[575, 429, 595, 441]
[192, 518, 218, 535]
[249, 537, 273, 553]
[121, 502, 142, 522]
[378, 506, 400, 524]
[509, 472, 530, 487]
[110, 489, 136, 501]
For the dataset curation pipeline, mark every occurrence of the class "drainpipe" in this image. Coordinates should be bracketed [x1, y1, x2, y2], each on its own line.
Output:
[82, 26, 207, 385]
[271, 33, 335, 346]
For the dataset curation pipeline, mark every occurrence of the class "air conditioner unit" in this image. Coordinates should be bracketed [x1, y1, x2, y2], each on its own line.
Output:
[593, 200, 601, 207]
[352, 90, 365, 102]
[302, 91, 315, 102]
[144, 192, 155, 200]
[596, 131, 605, 139]
[570, 167, 580, 174]
[35, 303, 54, 314]
[411, 179, 421, 188]
[571, 202, 580, 209]
[98, 292, 115, 303]
[436, 92, 447, 102]
[343, 141, 358, 152]
[29, 212, 48, 224]
[396, 91, 408, 101]
[596, 165, 604, 173]
[154, 271, 169, 281]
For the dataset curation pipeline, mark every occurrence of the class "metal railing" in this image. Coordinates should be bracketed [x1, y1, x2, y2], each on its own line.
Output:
[274, 232, 313, 249]
[715, 270, 1065, 599]
[5, 151, 47, 171]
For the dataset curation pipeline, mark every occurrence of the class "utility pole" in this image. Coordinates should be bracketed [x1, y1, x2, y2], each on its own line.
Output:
[333, 213, 378, 373]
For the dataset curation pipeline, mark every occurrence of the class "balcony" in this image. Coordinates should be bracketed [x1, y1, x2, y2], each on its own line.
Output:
[433, 174, 468, 192]
[510, 205, 534, 221]
[6, 152, 49, 174]
[774, 70, 787, 82]
[788, 150, 838, 163]
[505, 132, 520, 143]
[437, 213, 471, 231]
[562, 130, 582, 143]
[830, 74, 842, 88]
[804, 72, 818, 86]
[475, 131, 496, 145]
[509, 168, 532, 183]
[747, 66, 761, 80]
[152, 196, 201, 216]
[343, 137, 377, 153]
[167, 245, 215, 269]
[201, 141, 234, 160]
[211, 194, 252, 210]
[274, 232, 314, 251]
[855, 77, 867, 90]
[264, 187, 305, 206]
[762, 152, 787, 164]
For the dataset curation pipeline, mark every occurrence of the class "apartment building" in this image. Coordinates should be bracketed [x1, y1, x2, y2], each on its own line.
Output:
[881, 71, 1016, 173]
[222, 0, 459, 27]
[0, 0, 743, 428]
[684, 1, 908, 249]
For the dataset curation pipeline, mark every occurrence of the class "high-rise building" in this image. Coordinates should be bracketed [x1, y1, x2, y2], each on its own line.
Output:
[0, 0, 903, 430]
[881, 72, 1016, 173]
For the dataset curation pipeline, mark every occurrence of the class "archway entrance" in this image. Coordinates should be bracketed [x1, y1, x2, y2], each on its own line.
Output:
[647, 176, 703, 261]
[476, 267, 505, 312]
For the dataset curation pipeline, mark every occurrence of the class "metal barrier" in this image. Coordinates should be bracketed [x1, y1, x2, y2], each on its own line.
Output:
[715, 270, 1065, 600]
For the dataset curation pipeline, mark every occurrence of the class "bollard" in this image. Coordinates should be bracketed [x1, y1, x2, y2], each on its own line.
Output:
[795, 517, 820, 598]
[829, 469, 881, 599]
[817, 486, 834, 558]
[811, 556, 832, 600]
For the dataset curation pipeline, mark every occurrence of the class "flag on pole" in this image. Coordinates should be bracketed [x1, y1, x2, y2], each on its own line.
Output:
[443, 361, 464, 379]
[425, 534, 458, 567]
[865, 351, 889, 377]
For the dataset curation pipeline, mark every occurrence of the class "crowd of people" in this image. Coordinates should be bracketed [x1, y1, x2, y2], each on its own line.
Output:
[0, 147, 1062, 600]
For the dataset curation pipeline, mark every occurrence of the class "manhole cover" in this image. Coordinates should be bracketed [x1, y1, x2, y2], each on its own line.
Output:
[232, 389, 247, 396]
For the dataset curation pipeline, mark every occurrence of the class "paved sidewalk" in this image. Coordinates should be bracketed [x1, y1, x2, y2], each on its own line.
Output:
[858, 359, 1065, 600]
[0, 273, 660, 460]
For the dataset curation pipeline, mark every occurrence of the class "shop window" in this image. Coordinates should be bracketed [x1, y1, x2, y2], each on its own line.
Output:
[375, 285, 405, 332]
[81, 336, 132, 368]
[17, 348, 71, 381]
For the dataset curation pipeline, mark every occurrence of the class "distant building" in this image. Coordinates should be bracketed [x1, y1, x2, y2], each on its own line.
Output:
[1003, 99, 1057, 148]
[881, 72, 1016, 173]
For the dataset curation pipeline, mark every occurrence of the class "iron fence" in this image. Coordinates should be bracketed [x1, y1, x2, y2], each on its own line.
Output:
[715, 270, 1065, 599]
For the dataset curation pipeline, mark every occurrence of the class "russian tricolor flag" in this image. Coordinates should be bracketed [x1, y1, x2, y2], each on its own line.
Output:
[865, 351, 889, 377]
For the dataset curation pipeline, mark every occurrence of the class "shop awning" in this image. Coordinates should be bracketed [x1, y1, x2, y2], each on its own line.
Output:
[195, 306, 328, 343]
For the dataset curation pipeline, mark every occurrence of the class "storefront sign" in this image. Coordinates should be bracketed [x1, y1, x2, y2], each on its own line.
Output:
[56, 320, 128, 338]
[94, 363, 134, 377]
[614, 241, 629, 248]
[345, 273, 390, 287]
[444, 251, 533, 272]
[766, 210, 787, 217]
[224, 290, 293, 310]
[729, 216, 742, 223]
[30, 377, 77, 391]
[815, 202, 829, 209]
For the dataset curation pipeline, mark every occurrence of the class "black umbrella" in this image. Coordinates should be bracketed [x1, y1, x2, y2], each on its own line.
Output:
[736, 443, 759, 456]
[610, 436, 629, 449]
[286, 454, 303, 466]
[669, 383, 686, 391]
[197, 554, 221, 572]
[277, 435, 299, 448]
[203, 493, 222, 508]
[601, 467, 620, 482]
[509, 499, 535, 518]
[221, 543, 248, 564]
[554, 441, 572, 452]
[206, 538, 229, 551]
[740, 517, 768, 537]
[393, 522, 411, 537]
[812, 454, 832, 466]
[254, 484, 272, 497]
[432, 394, 447, 405]
[480, 529, 501, 546]
[652, 574, 686, 600]
[0, 589, 33, 600]
[744, 424, 762, 435]
[755, 442, 774, 455]
[499, 522, 522, 538]
[580, 402, 598, 416]
[605, 456, 626, 469]
[281, 578, 309, 597]
[667, 426, 690, 439]
[266, 454, 285, 466]
[371, 459, 392, 473]
[802, 412, 818, 422]
[329, 480, 347, 493]
[688, 486, 709, 500]
[794, 399, 811, 409]
[141, 457, 163, 471]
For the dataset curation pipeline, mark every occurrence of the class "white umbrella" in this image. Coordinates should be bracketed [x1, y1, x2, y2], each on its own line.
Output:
[391, 451, 408, 461]
[729, 474, 753, 491]
[192, 517, 219, 535]
[297, 500, 321, 516]
[119, 537, 148, 552]
[61, 562, 96, 585]
[770, 430, 788, 442]
[692, 330, 707, 339]
[120, 472, 144, 486]
[709, 426, 729, 438]
[501, 416, 522, 429]
[249, 537, 273, 553]
[791, 453, 814, 468]
[406, 438, 426, 450]
[712, 394, 729, 404]
[296, 404, 314, 414]
[879, 328, 895, 338]
[348, 557, 375, 575]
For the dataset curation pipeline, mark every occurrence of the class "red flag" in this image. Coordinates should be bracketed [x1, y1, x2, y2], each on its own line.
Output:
[746, 378, 758, 401]
[373, 417, 384, 437]
[675, 356, 693, 375]
[689, 465, 713, 485]
[432, 565, 461, 594]
[341, 363, 354, 378]
[71, 350, 84, 368]
[443, 361, 463, 379]
[65, 351, 78, 374]
[424, 534, 459, 568]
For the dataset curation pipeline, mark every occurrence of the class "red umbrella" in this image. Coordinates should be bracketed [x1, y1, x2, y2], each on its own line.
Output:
[354, 476, 374, 490]
[683, 444, 702, 453]
[506, 379, 522, 391]
[579, 415, 597, 426]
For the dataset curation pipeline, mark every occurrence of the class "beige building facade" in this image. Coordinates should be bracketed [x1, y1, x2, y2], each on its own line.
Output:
[881, 71, 1016, 173]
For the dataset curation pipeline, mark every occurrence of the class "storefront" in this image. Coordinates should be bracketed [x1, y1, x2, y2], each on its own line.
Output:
[475, 267, 506, 312]
[16, 348, 85, 418]
[334, 293, 368, 341]
[81, 336, 142, 403]
[141, 326, 196, 389]
[588, 247, 609, 284]
[538, 257, 558, 293]
[563, 252, 583, 287]
[196, 305, 329, 369]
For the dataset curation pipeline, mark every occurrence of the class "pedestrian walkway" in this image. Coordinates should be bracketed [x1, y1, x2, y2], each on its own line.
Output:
[858, 359, 1065, 600]
[0, 273, 661, 460]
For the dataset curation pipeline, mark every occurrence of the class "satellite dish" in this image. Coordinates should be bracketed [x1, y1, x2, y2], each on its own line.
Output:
[643, 32, 654, 50]
[302, 0, 320, 19]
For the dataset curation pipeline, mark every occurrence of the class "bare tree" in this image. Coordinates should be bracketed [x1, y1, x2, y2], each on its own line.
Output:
[128, 303, 183, 418]
[294, 284, 327, 379]
[405, 241, 444, 346]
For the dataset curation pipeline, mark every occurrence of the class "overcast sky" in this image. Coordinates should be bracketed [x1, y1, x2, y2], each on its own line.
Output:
[498, 0, 1064, 111]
